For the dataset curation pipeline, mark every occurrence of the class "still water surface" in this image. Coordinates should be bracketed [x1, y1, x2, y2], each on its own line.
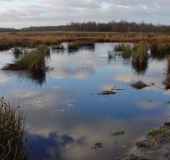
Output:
[0, 43, 170, 160]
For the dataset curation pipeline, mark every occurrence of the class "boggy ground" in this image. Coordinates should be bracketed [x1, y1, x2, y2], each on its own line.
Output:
[124, 122, 170, 160]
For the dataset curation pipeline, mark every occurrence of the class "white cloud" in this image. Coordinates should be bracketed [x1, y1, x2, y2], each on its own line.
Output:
[0, 0, 170, 28]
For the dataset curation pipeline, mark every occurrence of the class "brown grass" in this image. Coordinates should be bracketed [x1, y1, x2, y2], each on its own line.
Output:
[1, 32, 170, 49]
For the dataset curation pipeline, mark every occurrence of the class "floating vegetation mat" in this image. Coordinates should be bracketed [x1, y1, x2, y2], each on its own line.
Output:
[91, 143, 103, 150]
[110, 130, 125, 137]
[91, 87, 124, 95]
[129, 80, 154, 90]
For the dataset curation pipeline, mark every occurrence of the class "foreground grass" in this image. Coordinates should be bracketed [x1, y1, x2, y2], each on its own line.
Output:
[0, 96, 30, 160]
[1, 32, 170, 50]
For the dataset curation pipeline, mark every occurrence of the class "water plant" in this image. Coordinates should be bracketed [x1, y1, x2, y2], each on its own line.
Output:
[110, 130, 125, 137]
[91, 143, 103, 150]
[129, 80, 148, 90]
[0, 96, 30, 160]
[146, 125, 170, 137]
[2, 46, 49, 72]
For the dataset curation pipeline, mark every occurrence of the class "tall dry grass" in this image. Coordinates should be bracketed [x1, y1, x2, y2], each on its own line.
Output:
[1, 32, 170, 49]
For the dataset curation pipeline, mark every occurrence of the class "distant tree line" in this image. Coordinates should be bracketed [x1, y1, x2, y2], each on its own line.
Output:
[1, 20, 170, 33]
[0, 28, 17, 32]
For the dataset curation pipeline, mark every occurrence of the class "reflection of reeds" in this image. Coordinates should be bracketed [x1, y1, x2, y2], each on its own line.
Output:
[162, 56, 170, 90]
[21, 71, 46, 86]
[132, 60, 148, 75]
[0, 96, 30, 160]
[163, 74, 170, 90]
[108, 52, 115, 59]
[2, 46, 49, 72]
[129, 80, 148, 89]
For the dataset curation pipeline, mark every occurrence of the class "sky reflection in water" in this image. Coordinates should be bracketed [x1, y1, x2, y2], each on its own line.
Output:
[0, 43, 170, 160]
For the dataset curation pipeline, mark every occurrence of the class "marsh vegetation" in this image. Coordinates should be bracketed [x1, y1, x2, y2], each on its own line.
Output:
[0, 96, 30, 160]
[1, 39, 170, 159]
[1, 32, 170, 50]
[2, 45, 49, 72]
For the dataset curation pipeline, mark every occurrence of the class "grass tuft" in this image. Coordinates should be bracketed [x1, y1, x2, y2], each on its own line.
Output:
[0, 96, 30, 160]
[2, 45, 49, 72]
[132, 42, 148, 65]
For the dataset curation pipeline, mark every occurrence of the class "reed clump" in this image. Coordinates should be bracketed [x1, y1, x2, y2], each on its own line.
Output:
[68, 41, 95, 50]
[2, 46, 49, 72]
[114, 43, 126, 51]
[0, 41, 12, 50]
[132, 42, 148, 66]
[68, 43, 79, 49]
[150, 42, 170, 58]
[122, 44, 132, 59]
[52, 44, 65, 50]
[0, 96, 29, 160]
[114, 43, 132, 59]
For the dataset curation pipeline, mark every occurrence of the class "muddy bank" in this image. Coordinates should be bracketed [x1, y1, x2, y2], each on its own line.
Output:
[124, 122, 170, 160]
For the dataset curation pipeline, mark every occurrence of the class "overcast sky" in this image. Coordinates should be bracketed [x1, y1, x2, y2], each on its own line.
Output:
[0, 0, 170, 29]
